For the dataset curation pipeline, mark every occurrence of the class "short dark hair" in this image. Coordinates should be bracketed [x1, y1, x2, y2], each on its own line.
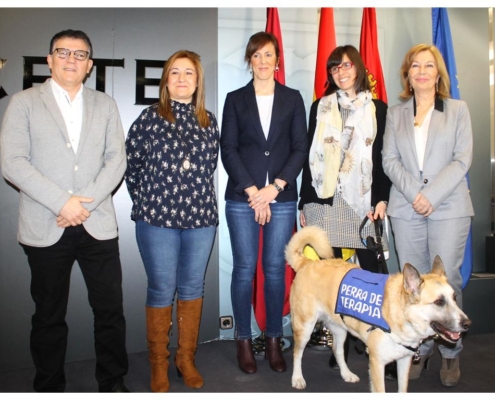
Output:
[244, 31, 280, 66]
[49, 29, 93, 59]
[324, 45, 370, 96]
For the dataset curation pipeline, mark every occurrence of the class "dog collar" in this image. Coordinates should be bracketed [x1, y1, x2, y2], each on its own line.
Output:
[403, 345, 421, 362]
[367, 325, 421, 362]
[405, 333, 439, 363]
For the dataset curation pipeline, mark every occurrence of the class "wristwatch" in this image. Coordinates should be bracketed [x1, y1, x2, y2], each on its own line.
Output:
[272, 182, 284, 193]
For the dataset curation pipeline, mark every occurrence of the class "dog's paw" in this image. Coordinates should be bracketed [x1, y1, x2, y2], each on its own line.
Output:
[291, 376, 307, 390]
[341, 371, 360, 383]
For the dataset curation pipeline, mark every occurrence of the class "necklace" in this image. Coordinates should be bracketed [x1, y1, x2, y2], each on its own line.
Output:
[177, 128, 191, 171]
[182, 157, 191, 171]
[413, 99, 434, 127]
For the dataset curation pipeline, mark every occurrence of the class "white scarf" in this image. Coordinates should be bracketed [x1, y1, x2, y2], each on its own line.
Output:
[309, 90, 376, 219]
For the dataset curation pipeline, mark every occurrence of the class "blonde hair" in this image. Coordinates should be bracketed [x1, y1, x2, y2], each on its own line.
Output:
[157, 50, 210, 128]
[399, 44, 450, 100]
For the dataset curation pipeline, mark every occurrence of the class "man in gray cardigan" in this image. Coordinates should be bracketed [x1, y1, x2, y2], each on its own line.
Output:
[0, 29, 129, 393]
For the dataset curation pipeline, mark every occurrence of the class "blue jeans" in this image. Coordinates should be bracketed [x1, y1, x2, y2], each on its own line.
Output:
[225, 200, 297, 340]
[135, 220, 216, 307]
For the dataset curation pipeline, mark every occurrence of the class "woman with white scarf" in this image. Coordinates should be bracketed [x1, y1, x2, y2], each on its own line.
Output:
[298, 44, 391, 370]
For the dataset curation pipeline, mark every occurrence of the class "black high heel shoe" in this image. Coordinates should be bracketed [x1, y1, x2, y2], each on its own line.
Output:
[384, 361, 398, 381]
[409, 355, 430, 380]
[329, 336, 350, 370]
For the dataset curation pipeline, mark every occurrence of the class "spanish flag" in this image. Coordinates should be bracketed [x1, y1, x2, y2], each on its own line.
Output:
[314, 8, 337, 100]
[265, 7, 285, 85]
[359, 8, 387, 103]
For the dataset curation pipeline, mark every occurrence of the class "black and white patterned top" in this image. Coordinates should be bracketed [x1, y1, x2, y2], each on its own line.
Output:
[125, 101, 219, 229]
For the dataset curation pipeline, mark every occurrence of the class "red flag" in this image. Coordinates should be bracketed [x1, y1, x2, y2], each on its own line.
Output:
[251, 8, 295, 332]
[314, 8, 337, 100]
[359, 8, 388, 103]
[265, 7, 285, 85]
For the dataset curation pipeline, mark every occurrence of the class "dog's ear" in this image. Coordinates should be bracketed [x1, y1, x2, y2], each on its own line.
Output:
[431, 255, 447, 277]
[403, 263, 424, 299]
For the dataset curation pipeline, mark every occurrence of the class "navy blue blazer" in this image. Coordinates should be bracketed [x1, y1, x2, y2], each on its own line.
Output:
[221, 80, 308, 203]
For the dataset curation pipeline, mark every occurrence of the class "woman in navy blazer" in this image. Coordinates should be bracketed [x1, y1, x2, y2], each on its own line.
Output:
[221, 31, 307, 374]
[382, 44, 474, 387]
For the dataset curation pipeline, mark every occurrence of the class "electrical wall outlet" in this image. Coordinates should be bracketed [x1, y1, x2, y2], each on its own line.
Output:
[219, 316, 233, 330]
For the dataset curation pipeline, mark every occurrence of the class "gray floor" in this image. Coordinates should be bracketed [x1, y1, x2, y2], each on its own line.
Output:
[0, 332, 494, 394]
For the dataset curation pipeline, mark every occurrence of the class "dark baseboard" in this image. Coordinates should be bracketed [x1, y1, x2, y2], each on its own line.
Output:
[463, 274, 495, 334]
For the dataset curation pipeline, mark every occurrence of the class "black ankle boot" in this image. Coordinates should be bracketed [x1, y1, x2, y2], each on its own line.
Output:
[329, 336, 350, 370]
[385, 361, 398, 380]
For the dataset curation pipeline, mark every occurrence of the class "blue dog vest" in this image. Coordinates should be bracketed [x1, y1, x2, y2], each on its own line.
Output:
[335, 268, 390, 332]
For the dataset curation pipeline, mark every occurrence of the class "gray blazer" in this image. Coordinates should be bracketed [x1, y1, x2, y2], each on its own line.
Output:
[382, 96, 474, 221]
[1, 79, 126, 246]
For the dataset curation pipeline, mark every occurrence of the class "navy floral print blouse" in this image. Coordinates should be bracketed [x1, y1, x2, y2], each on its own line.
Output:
[125, 101, 219, 229]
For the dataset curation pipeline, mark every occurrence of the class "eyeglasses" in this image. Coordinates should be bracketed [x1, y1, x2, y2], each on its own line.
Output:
[53, 48, 90, 61]
[329, 61, 354, 75]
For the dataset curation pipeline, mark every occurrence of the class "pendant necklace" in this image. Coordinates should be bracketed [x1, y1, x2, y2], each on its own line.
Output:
[178, 129, 191, 171]
[182, 156, 191, 171]
[413, 97, 434, 127]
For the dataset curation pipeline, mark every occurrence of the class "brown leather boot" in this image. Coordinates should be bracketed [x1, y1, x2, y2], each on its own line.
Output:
[174, 298, 204, 388]
[146, 305, 172, 392]
[440, 357, 460, 387]
[265, 336, 286, 372]
[236, 339, 257, 373]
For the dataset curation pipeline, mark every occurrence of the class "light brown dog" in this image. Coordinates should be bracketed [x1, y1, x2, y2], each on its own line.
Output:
[286, 225, 471, 392]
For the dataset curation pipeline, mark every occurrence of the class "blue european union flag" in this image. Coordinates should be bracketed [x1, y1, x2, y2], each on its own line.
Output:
[432, 8, 473, 290]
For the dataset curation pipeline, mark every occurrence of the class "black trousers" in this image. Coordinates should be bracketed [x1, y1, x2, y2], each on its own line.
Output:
[21, 225, 128, 392]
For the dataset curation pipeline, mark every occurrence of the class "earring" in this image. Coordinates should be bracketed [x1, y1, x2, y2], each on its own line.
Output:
[275, 64, 279, 72]
[409, 84, 413, 92]
[249, 65, 253, 74]
[436, 80, 439, 92]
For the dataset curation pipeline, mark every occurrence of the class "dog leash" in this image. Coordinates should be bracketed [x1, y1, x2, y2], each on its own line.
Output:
[373, 218, 389, 275]
[359, 216, 388, 274]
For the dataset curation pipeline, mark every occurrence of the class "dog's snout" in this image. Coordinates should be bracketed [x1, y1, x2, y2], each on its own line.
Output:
[462, 318, 471, 331]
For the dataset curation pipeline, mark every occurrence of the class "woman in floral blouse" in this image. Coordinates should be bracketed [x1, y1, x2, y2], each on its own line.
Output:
[125, 50, 219, 393]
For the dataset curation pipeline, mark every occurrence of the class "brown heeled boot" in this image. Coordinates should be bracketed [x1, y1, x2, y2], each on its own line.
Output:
[174, 298, 204, 388]
[146, 305, 172, 392]
[236, 339, 257, 373]
[440, 357, 460, 387]
[265, 336, 287, 372]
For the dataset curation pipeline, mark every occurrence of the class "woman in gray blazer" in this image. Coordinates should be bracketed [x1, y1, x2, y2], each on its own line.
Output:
[382, 44, 474, 387]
